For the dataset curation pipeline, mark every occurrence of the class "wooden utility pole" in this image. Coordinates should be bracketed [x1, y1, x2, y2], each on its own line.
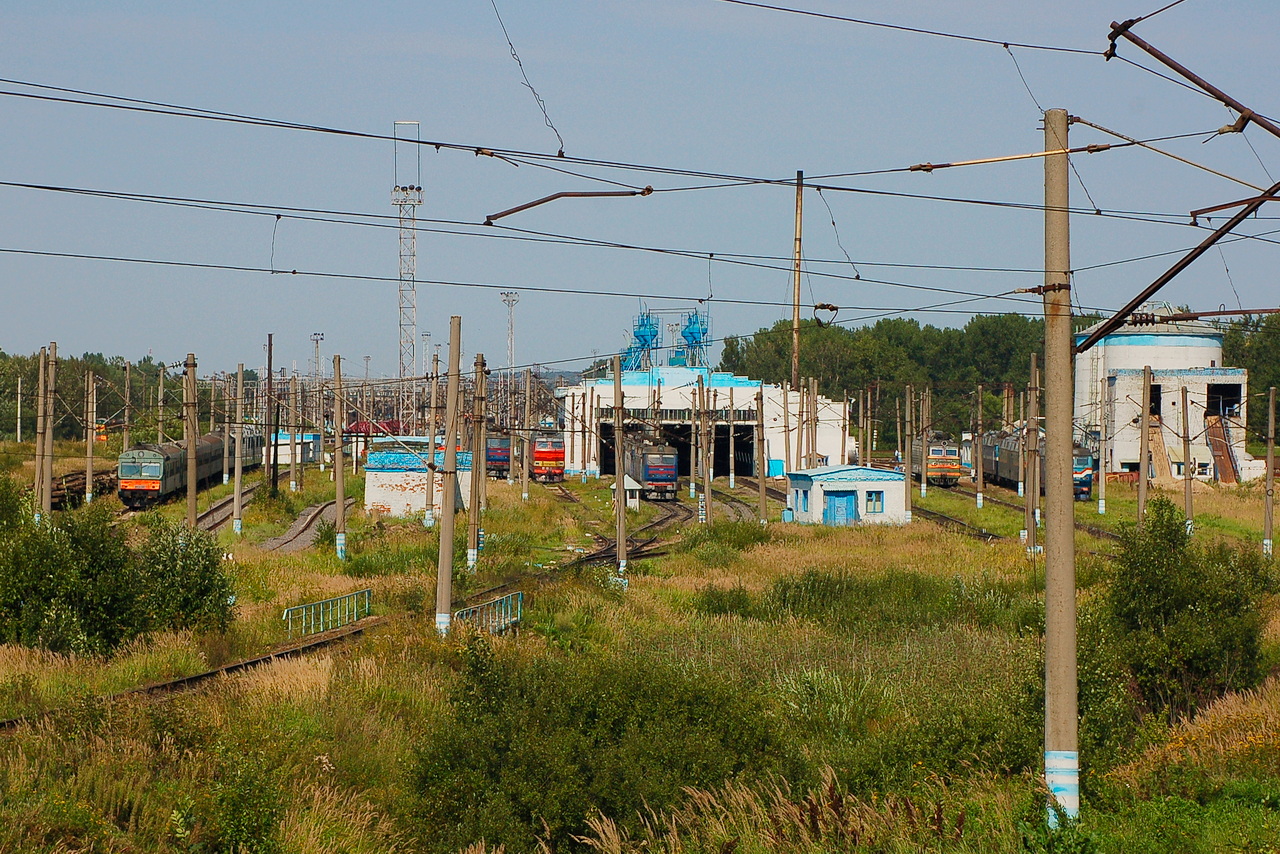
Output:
[1098, 376, 1108, 516]
[1138, 365, 1152, 528]
[333, 355, 347, 560]
[467, 354, 486, 571]
[184, 354, 198, 529]
[1265, 387, 1275, 559]
[34, 348, 46, 512]
[975, 383, 984, 508]
[521, 368, 532, 501]
[233, 363, 245, 535]
[791, 170, 804, 391]
[1041, 106, 1078, 824]
[122, 362, 131, 449]
[435, 316, 463, 635]
[756, 384, 767, 522]
[1182, 386, 1193, 532]
[426, 351, 440, 524]
[613, 355, 628, 576]
[85, 371, 95, 504]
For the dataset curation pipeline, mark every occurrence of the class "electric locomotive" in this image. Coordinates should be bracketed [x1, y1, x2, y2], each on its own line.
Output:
[625, 442, 679, 501]
[531, 435, 566, 483]
[118, 427, 263, 509]
[910, 433, 970, 486]
[978, 431, 1095, 500]
[486, 436, 512, 478]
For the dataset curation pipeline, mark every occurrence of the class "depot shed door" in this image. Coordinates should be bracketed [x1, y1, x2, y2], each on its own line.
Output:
[823, 489, 859, 526]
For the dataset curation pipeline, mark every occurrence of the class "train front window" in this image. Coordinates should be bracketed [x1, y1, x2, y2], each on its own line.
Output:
[930, 447, 944, 457]
[119, 462, 142, 477]
[944, 449, 959, 457]
[658, 454, 676, 466]
[141, 463, 162, 478]
[1074, 456, 1092, 469]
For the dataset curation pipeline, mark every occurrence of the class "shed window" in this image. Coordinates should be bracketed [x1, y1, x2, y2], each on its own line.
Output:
[802, 490, 810, 513]
[866, 491, 885, 513]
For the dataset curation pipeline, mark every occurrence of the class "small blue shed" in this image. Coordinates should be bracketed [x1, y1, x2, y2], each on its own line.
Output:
[785, 465, 908, 526]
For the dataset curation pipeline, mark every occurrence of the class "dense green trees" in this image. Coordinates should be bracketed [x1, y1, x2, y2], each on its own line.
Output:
[0, 478, 233, 654]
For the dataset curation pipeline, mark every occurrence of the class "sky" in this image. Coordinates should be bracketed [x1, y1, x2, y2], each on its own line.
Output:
[2, 0, 1279, 380]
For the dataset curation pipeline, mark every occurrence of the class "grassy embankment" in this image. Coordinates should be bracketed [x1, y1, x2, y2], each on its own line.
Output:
[0, 470, 1277, 853]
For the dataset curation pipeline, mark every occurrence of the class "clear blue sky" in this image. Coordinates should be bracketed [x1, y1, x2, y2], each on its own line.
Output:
[2, 1, 1278, 378]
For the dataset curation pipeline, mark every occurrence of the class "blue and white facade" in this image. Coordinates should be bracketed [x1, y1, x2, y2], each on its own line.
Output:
[1074, 308, 1257, 481]
[785, 465, 908, 526]
[557, 366, 848, 480]
[364, 436, 473, 518]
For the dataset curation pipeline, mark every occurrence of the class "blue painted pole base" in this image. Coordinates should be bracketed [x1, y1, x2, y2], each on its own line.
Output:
[234, 518, 243, 535]
[1045, 750, 1080, 826]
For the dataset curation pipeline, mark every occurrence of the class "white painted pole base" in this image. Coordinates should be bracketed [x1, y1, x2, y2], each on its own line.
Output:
[1045, 750, 1080, 826]
[1185, 519, 1194, 536]
[423, 509, 435, 528]
[223, 474, 229, 485]
[920, 483, 927, 498]
[1264, 538, 1273, 558]
[521, 491, 529, 501]
[336, 532, 346, 560]
[1097, 498, 1106, 515]
[1035, 508, 1042, 528]
[1017, 481, 1025, 497]
[976, 492, 984, 509]
[1020, 529, 1028, 543]
[85, 492, 93, 504]
[435, 612, 451, 636]
[729, 474, 736, 489]
[466, 548, 478, 571]
[903, 511, 912, 523]
[290, 480, 297, 492]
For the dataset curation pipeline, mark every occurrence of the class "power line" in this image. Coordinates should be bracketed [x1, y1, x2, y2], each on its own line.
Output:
[488, 0, 566, 156]
[711, 0, 1099, 55]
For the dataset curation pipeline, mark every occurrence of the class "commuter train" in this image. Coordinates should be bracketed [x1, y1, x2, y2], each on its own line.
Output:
[979, 431, 1095, 501]
[117, 427, 264, 509]
[531, 435, 566, 483]
[624, 442, 679, 501]
[910, 433, 971, 486]
[485, 436, 512, 478]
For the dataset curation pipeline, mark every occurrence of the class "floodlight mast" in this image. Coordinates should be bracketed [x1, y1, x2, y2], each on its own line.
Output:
[393, 121, 423, 431]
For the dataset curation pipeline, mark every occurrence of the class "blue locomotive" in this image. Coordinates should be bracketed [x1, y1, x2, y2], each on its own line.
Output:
[979, 431, 1094, 500]
[625, 442, 679, 501]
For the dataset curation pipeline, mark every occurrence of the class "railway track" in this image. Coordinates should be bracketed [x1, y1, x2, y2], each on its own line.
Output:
[195, 483, 261, 531]
[950, 483, 1121, 542]
[911, 506, 1005, 543]
[710, 487, 759, 523]
[735, 476, 788, 504]
[262, 497, 357, 552]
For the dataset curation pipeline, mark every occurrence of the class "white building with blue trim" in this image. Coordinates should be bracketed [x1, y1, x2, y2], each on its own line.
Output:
[1074, 307, 1257, 482]
[364, 436, 473, 518]
[557, 365, 848, 481]
[785, 465, 908, 526]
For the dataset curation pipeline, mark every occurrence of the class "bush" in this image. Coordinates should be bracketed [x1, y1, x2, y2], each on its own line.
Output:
[1108, 497, 1274, 720]
[139, 515, 234, 634]
[412, 636, 790, 853]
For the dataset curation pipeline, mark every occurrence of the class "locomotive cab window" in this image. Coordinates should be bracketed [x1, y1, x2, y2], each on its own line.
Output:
[944, 449, 959, 457]
[1073, 456, 1092, 468]
[119, 462, 142, 477]
[930, 447, 945, 456]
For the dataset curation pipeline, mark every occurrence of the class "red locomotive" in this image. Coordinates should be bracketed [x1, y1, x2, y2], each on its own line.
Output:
[532, 436, 565, 483]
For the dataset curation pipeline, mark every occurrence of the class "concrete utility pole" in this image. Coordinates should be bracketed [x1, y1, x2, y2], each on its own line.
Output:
[435, 316, 463, 635]
[896, 396, 903, 465]
[521, 368, 532, 501]
[157, 365, 165, 444]
[221, 378, 231, 485]
[333, 355, 347, 560]
[791, 170, 804, 392]
[919, 388, 929, 499]
[613, 355, 628, 577]
[1182, 386, 1193, 533]
[1265, 387, 1275, 559]
[184, 354, 198, 529]
[425, 350, 440, 526]
[85, 371, 95, 504]
[697, 374, 712, 524]
[290, 376, 300, 492]
[266, 334, 278, 495]
[34, 348, 45, 513]
[467, 354, 487, 572]
[15, 377, 20, 444]
[757, 384, 768, 522]
[728, 387, 736, 489]
[43, 343, 56, 518]
[904, 385, 913, 522]
[1041, 106, 1078, 825]
[123, 362, 131, 449]
[1138, 365, 1152, 528]
[840, 391, 848, 465]
[1026, 355, 1039, 552]
[1098, 376, 1108, 516]
[975, 383, 984, 508]
[782, 382, 792, 475]
[233, 363, 245, 536]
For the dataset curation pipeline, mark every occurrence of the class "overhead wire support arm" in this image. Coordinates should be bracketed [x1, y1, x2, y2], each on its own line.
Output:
[1073, 179, 1280, 355]
[484, 187, 653, 225]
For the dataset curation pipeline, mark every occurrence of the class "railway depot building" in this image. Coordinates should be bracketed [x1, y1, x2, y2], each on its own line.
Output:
[786, 465, 908, 526]
[1074, 309, 1258, 484]
[556, 366, 847, 481]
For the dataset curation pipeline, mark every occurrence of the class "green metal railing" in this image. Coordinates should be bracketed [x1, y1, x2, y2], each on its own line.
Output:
[454, 591, 523, 634]
[283, 589, 372, 639]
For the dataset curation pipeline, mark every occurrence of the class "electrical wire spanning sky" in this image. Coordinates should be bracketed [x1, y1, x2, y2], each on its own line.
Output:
[1, 1, 1278, 376]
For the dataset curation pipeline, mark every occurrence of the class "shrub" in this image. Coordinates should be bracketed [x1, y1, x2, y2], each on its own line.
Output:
[412, 636, 789, 852]
[1107, 497, 1274, 720]
[138, 515, 234, 634]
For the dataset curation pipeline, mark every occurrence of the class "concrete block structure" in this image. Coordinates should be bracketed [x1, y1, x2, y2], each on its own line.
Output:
[1074, 308, 1256, 483]
[556, 366, 847, 481]
[364, 436, 472, 518]
[785, 465, 908, 525]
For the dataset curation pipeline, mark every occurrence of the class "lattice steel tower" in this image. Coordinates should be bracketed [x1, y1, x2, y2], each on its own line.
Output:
[393, 121, 423, 429]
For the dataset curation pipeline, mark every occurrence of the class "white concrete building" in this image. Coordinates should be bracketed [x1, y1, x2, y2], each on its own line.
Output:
[364, 437, 472, 518]
[1074, 309, 1255, 483]
[557, 366, 848, 480]
[785, 465, 908, 525]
